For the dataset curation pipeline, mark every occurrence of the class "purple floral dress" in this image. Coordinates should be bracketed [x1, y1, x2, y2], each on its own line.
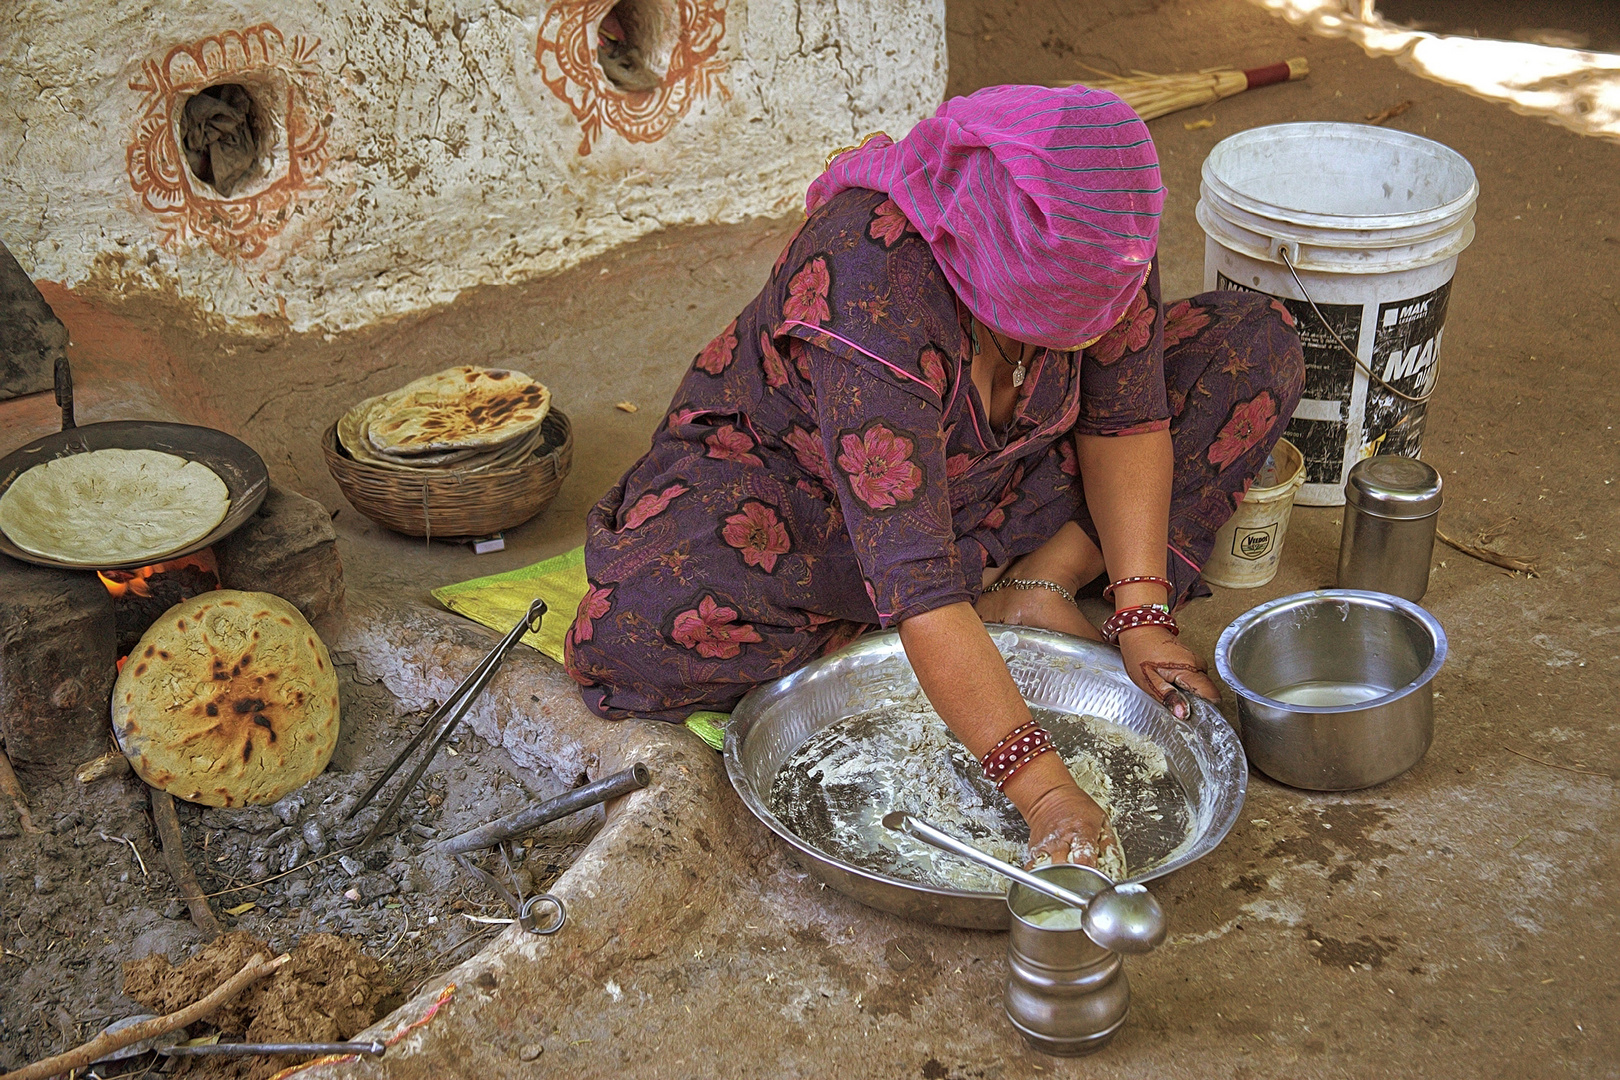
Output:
[567, 189, 1303, 721]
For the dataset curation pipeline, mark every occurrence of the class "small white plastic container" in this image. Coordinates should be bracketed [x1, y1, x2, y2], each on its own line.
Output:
[1203, 438, 1305, 589]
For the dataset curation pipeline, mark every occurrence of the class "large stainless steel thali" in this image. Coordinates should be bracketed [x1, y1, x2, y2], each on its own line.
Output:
[725, 626, 1247, 929]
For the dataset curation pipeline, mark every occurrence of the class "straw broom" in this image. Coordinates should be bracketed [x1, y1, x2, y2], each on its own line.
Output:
[1053, 58, 1309, 122]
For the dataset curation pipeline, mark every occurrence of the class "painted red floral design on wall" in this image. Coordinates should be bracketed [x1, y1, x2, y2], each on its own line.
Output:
[535, 0, 729, 156]
[127, 24, 329, 258]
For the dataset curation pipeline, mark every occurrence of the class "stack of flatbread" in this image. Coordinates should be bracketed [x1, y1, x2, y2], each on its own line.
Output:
[0, 448, 230, 566]
[337, 366, 552, 473]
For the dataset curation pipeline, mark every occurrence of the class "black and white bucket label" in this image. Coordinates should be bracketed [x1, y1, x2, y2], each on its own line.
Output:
[1215, 272, 1363, 489]
[1361, 281, 1451, 460]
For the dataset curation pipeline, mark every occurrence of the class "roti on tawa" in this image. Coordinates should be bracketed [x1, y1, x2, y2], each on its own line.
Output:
[0, 448, 229, 566]
[366, 366, 551, 455]
[112, 590, 340, 807]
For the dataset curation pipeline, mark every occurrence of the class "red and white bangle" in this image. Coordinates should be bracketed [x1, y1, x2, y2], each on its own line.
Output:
[981, 722, 1055, 790]
[1101, 604, 1178, 644]
[1101, 575, 1174, 602]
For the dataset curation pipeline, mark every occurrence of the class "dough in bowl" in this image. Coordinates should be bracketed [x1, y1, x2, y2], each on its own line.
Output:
[112, 590, 340, 807]
[0, 448, 229, 565]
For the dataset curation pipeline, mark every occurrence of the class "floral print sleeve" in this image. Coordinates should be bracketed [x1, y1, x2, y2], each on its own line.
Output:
[1075, 256, 1172, 436]
[805, 343, 972, 627]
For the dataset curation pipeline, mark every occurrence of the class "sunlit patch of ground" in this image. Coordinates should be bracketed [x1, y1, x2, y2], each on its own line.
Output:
[1247, 0, 1620, 141]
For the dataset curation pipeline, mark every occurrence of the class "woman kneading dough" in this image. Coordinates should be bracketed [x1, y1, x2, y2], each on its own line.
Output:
[567, 84, 1304, 869]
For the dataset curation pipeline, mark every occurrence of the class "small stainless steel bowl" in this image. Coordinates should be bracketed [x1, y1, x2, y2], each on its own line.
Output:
[1214, 590, 1447, 791]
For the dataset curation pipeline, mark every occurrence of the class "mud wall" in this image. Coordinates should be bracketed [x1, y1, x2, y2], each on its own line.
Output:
[0, 1, 946, 334]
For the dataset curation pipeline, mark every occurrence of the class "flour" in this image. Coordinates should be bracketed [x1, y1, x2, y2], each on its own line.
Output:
[768, 688, 1189, 893]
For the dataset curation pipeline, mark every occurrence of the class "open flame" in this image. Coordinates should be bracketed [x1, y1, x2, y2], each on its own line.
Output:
[98, 549, 219, 599]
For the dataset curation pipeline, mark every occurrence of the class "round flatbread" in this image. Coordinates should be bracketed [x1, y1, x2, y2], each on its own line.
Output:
[0, 448, 229, 566]
[365, 366, 551, 456]
[338, 395, 527, 471]
[112, 591, 340, 807]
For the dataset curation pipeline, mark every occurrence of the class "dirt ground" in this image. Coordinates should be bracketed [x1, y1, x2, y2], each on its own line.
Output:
[2, 0, 1617, 1077]
[0, 664, 595, 1072]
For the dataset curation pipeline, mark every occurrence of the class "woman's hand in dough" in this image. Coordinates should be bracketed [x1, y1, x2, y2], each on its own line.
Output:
[975, 581, 1102, 641]
[1117, 624, 1220, 719]
[1023, 783, 1121, 871]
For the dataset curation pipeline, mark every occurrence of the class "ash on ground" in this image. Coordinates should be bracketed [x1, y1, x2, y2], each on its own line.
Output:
[0, 661, 595, 1071]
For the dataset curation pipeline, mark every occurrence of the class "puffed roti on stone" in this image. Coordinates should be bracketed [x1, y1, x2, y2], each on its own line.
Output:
[0, 447, 229, 565]
[112, 590, 340, 807]
[365, 365, 551, 455]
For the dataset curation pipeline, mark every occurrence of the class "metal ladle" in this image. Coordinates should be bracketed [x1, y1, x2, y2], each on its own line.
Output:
[882, 812, 1167, 954]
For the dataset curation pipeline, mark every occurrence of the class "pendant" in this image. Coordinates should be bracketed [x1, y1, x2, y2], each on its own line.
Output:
[1012, 361, 1026, 388]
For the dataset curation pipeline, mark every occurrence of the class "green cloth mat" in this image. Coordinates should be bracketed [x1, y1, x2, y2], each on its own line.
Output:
[433, 545, 588, 664]
[433, 546, 729, 750]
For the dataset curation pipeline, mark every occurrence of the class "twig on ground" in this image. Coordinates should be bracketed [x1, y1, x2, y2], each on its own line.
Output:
[202, 850, 342, 898]
[0, 744, 42, 834]
[1502, 745, 1614, 780]
[0, 951, 289, 1080]
[1437, 530, 1538, 576]
[76, 750, 131, 785]
[1366, 100, 1413, 125]
[100, 832, 150, 880]
[150, 787, 222, 939]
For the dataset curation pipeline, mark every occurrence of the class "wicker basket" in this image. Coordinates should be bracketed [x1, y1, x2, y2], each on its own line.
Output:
[324, 408, 574, 539]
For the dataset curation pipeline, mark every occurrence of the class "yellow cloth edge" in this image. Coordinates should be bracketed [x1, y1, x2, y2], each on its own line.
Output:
[432, 546, 587, 664]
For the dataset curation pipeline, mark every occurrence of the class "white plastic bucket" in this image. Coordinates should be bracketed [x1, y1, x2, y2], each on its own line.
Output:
[1204, 438, 1305, 588]
[1197, 123, 1478, 505]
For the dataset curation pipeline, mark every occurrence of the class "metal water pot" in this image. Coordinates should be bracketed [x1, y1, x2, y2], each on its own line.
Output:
[1004, 865, 1139, 1056]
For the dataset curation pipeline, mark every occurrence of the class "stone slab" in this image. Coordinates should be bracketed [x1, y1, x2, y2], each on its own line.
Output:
[0, 556, 116, 775]
[214, 482, 345, 627]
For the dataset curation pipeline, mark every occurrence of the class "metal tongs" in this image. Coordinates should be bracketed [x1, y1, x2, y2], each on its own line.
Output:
[344, 599, 546, 850]
[456, 848, 566, 934]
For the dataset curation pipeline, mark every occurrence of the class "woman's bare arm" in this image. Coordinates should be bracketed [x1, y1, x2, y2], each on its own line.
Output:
[1076, 429, 1220, 711]
[899, 601, 1115, 867]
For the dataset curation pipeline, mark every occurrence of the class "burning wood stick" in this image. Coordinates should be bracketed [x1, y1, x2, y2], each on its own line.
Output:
[0, 950, 289, 1080]
[150, 786, 222, 939]
[1052, 57, 1310, 122]
[0, 742, 41, 834]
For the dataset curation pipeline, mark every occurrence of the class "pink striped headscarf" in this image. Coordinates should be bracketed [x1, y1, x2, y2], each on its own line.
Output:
[806, 84, 1163, 351]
